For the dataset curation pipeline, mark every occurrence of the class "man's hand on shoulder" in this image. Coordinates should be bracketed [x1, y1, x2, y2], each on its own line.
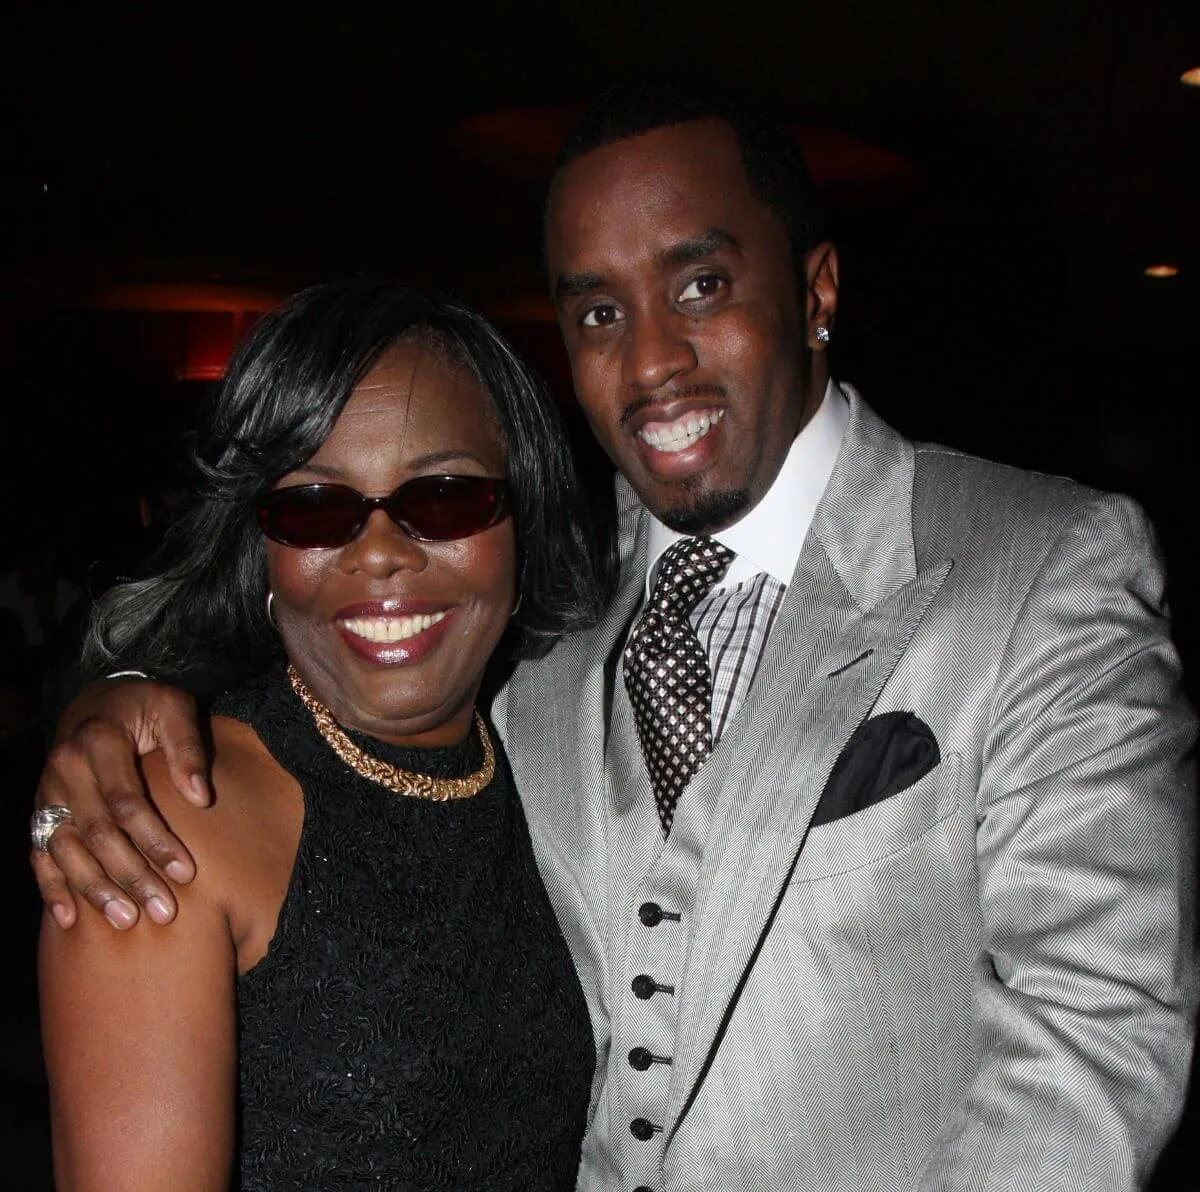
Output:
[31, 677, 212, 931]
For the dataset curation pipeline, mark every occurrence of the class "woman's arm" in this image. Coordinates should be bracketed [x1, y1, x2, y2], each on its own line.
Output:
[38, 752, 238, 1192]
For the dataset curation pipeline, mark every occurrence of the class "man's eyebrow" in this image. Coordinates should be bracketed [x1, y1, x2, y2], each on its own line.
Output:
[663, 228, 742, 266]
[554, 270, 603, 302]
[552, 228, 740, 302]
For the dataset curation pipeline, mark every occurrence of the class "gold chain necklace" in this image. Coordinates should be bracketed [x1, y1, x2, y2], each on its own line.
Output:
[287, 665, 494, 801]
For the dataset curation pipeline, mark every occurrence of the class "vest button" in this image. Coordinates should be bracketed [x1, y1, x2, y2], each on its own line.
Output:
[629, 1047, 653, 1070]
[638, 901, 681, 926]
[630, 1117, 661, 1141]
[638, 901, 664, 926]
[631, 974, 657, 999]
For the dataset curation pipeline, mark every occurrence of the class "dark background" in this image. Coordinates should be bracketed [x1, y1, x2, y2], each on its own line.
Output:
[2, 1, 1197, 1185]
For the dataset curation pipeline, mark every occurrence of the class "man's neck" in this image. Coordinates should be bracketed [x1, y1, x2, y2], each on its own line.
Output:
[643, 379, 849, 595]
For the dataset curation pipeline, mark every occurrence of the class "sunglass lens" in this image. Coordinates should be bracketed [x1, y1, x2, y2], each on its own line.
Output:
[259, 486, 364, 547]
[394, 477, 506, 541]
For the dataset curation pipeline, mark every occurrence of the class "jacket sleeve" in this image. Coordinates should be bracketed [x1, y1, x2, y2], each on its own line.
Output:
[918, 493, 1197, 1190]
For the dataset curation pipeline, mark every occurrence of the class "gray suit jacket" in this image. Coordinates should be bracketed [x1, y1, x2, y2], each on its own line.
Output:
[493, 392, 1197, 1190]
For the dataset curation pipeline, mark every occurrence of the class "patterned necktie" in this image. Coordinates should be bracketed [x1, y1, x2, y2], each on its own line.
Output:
[623, 536, 734, 835]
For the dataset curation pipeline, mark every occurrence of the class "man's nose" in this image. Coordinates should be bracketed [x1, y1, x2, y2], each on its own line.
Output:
[622, 308, 697, 392]
[339, 510, 429, 578]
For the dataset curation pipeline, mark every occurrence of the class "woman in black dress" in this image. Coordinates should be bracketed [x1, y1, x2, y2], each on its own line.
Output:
[39, 280, 610, 1191]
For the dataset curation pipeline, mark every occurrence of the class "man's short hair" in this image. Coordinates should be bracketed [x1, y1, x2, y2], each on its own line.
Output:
[551, 78, 825, 282]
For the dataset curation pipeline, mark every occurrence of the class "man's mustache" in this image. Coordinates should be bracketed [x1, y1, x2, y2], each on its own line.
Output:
[618, 384, 729, 428]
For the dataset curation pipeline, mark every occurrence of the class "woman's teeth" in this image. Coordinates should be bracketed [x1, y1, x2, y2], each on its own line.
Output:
[339, 612, 447, 643]
[637, 408, 725, 454]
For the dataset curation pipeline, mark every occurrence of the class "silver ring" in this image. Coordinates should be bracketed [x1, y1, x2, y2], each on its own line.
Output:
[31, 805, 75, 853]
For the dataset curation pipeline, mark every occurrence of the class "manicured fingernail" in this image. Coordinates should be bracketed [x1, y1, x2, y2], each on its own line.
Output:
[51, 905, 72, 929]
[147, 897, 172, 924]
[104, 901, 136, 929]
[165, 861, 191, 882]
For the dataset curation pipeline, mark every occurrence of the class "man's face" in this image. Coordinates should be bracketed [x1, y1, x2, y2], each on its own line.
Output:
[546, 119, 827, 533]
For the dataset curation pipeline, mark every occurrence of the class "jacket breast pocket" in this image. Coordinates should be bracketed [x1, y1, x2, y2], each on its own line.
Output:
[790, 751, 962, 882]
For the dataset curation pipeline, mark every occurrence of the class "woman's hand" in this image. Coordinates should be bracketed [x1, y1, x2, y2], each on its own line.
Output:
[32, 678, 212, 930]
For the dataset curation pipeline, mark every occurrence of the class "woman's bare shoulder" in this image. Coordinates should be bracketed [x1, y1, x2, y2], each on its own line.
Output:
[140, 715, 281, 829]
[141, 715, 303, 916]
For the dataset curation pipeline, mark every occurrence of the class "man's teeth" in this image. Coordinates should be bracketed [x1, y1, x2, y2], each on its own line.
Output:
[340, 612, 447, 643]
[638, 409, 725, 454]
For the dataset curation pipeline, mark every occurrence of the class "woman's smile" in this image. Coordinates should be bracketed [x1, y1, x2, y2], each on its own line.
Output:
[333, 599, 456, 666]
[337, 607, 450, 645]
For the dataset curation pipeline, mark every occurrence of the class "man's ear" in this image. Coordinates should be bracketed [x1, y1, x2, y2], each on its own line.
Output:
[805, 242, 839, 350]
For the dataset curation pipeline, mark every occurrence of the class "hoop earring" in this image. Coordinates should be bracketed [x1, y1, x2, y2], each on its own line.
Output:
[511, 592, 523, 617]
[266, 590, 279, 630]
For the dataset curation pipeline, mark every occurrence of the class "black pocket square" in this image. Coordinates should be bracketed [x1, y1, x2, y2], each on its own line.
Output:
[810, 711, 940, 828]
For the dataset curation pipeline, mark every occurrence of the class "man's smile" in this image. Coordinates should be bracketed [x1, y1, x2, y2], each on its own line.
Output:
[637, 407, 725, 454]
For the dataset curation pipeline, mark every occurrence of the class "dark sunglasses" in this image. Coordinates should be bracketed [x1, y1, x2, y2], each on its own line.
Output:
[256, 475, 511, 548]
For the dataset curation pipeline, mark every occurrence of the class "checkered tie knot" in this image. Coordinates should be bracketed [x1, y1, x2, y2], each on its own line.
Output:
[623, 536, 734, 835]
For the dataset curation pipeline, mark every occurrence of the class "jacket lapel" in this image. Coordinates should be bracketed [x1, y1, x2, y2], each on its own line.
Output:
[497, 477, 648, 1010]
[666, 393, 954, 1140]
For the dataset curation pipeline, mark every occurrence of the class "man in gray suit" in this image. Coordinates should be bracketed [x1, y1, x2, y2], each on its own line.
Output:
[33, 82, 1197, 1189]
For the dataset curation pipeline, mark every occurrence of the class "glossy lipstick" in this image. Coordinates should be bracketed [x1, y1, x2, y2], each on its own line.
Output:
[334, 600, 454, 667]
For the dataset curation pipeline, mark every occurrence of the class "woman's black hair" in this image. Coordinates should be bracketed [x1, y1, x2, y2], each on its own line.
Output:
[83, 278, 616, 683]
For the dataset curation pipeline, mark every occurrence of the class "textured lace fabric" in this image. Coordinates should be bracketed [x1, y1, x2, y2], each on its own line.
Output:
[214, 670, 593, 1191]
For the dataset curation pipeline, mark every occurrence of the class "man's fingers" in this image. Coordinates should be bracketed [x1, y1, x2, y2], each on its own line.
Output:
[162, 737, 211, 809]
[30, 679, 210, 927]
[37, 735, 186, 924]
[149, 690, 211, 808]
[32, 748, 92, 924]
[53, 679, 210, 809]
[80, 727, 198, 887]
[43, 826, 142, 929]
[31, 849, 78, 929]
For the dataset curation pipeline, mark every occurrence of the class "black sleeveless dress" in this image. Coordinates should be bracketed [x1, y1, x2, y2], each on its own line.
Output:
[214, 670, 593, 1191]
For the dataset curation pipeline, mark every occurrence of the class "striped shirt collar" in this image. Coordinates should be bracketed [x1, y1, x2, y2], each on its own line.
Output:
[644, 379, 849, 597]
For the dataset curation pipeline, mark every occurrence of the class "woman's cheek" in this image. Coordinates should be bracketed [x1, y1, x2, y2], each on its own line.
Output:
[265, 545, 340, 657]
[454, 529, 517, 646]
[268, 543, 331, 605]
